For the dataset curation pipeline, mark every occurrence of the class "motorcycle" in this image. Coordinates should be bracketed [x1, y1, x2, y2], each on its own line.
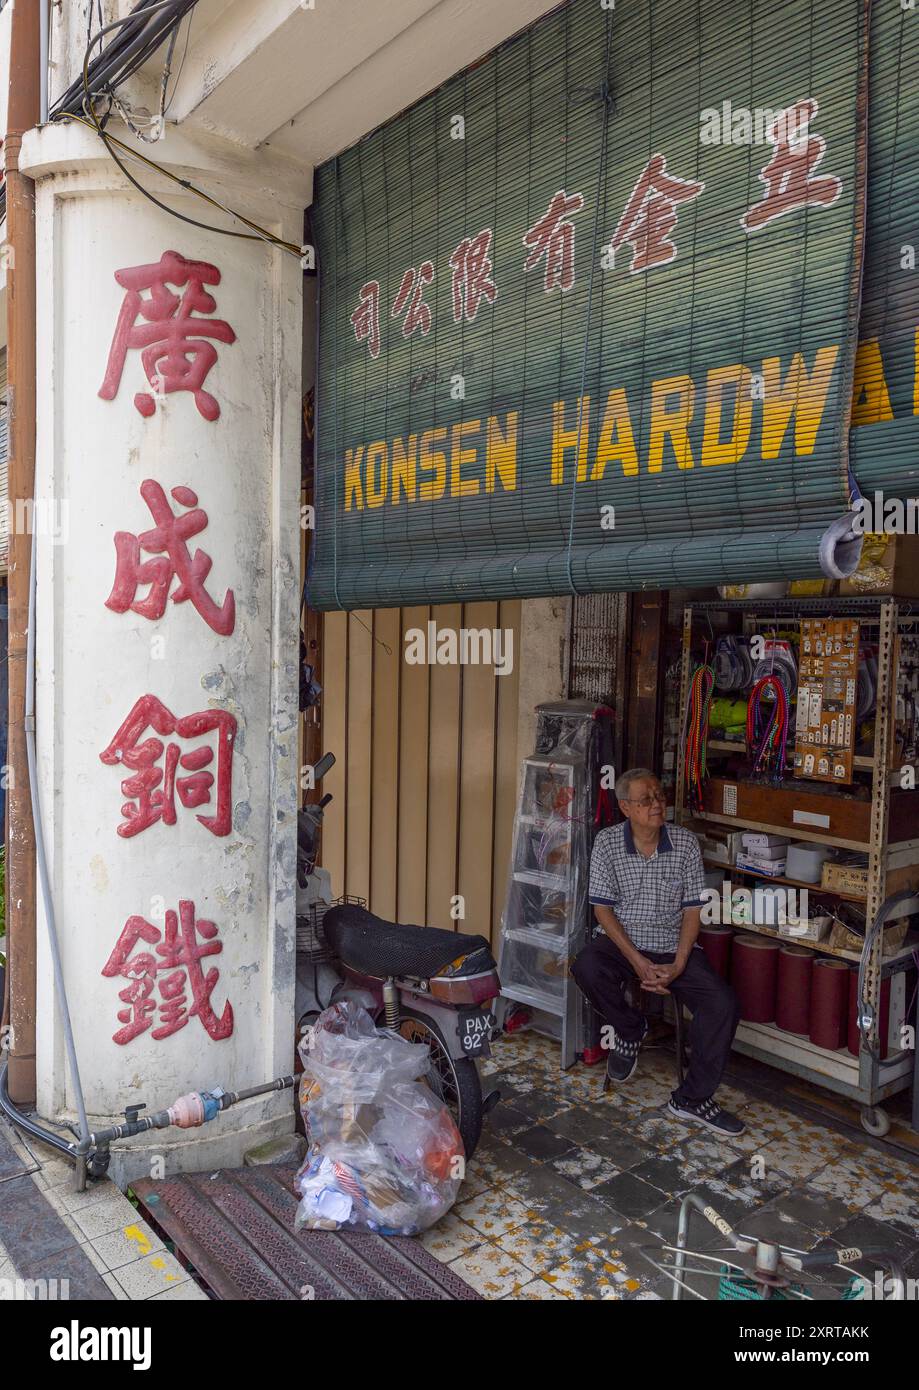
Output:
[295, 754, 501, 1157]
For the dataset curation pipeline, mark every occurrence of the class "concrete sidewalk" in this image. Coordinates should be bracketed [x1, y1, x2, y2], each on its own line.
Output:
[0, 1120, 207, 1300]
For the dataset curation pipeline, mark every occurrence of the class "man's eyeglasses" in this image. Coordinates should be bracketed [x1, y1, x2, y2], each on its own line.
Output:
[626, 791, 667, 809]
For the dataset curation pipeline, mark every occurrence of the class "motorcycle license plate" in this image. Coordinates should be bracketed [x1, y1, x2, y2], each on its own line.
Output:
[458, 1010, 494, 1057]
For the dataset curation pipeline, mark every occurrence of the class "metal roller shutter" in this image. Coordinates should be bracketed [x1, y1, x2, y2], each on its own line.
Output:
[309, 0, 870, 610]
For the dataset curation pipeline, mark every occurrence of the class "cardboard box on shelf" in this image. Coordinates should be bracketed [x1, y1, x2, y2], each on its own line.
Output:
[736, 855, 788, 876]
[789, 579, 836, 597]
[779, 914, 832, 944]
[699, 829, 744, 866]
[839, 534, 919, 597]
[740, 834, 789, 860]
[821, 860, 870, 896]
[828, 916, 909, 957]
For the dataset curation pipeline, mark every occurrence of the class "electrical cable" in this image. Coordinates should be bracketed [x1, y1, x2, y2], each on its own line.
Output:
[97, 17, 191, 95]
[82, 11, 297, 249]
[155, 19, 181, 126]
[52, 0, 195, 116]
[65, 112, 302, 255]
[751, 642, 797, 697]
[713, 636, 754, 692]
[51, 0, 301, 255]
[164, 10, 194, 117]
[684, 662, 715, 814]
[746, 675, 790, 780]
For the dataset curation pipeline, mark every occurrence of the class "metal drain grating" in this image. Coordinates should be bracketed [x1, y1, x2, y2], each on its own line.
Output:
[132, 1166, 480, 1301]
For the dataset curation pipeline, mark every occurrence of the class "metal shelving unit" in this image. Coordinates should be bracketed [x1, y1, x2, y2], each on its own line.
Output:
[675, 596, 919, 1137]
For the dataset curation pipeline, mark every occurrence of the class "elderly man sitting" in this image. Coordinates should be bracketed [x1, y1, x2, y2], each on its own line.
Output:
[572, 767, 744, 1137]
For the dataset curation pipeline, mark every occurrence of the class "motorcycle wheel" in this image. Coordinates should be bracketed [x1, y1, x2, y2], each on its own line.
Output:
[395, 1007, 483, 1160]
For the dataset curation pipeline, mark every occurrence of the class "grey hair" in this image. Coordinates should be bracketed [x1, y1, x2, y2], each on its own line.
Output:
[616, 767, 659, 801]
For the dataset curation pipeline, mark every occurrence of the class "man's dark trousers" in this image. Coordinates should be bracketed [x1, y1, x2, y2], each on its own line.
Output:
[571, 936, 742, 1104]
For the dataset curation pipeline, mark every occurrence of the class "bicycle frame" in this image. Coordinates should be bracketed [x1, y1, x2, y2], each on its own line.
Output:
[644, 1192, 907, 1301]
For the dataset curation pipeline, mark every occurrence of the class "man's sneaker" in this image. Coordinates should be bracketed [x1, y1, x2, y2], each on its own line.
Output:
[602, 1019, 649, 1088]
[667, 1094, 746, 1137]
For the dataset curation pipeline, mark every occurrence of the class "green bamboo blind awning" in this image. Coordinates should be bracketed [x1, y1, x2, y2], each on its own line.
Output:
[308, 0, 875, 611]
[849, 1, 919, 500]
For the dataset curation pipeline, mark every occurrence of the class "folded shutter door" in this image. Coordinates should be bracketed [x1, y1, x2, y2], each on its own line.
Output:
[849, 5, 919, 496]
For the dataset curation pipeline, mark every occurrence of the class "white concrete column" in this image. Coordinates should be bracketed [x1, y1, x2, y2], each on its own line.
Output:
[20, 120, 309, 1184]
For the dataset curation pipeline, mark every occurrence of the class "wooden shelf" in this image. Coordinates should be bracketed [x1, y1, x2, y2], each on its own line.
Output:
[692, 807, 870, 852]
[734, 1019, 915, 1090]
[721, 918, 919, 967]
[703, 856, 868, 903]
[725, 919, 856, 961]
[707, 739, 875, 770]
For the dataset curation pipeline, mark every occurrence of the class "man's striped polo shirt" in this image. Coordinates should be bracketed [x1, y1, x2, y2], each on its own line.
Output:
[588, 820, 707, 954]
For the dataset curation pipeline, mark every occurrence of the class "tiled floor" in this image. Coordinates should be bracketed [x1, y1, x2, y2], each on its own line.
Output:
[421, 1029, 919, 1300]
[0, 1121, 208, 1301]
[2, 1028, 917, 1301]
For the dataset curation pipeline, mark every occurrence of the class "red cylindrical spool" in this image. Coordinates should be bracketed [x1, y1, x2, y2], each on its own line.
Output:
[731, 934, 779, 1023]
[699, 925, 733, 980]
[809, 959, 849, 1050]
[847, 967, 891, 1060]
[775, 944, 812, 1034]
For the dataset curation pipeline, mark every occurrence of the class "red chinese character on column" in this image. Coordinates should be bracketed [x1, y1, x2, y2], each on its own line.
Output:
[609, 155, 705, 273]
[391, 261, 434, 338]
[101, 901, 234, 1045]
[741, 98, 842, 233]
[100, 915, 160, 1045]
[99, 694, 236, 838]
[153, 902, 234, 1041]
[522, 190, 585, 293]
[105, 480, 235, 636]
[351, 280, 381, 358]
[99, 250, 236, 421]
[449, 229, 498, 323]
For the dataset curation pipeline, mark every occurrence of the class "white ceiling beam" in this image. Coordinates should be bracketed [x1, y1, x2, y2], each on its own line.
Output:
[169, 0, 445, 148]
[173, 0, 563, 168]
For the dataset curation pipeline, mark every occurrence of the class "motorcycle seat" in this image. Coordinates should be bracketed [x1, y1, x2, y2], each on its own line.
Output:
[323, 903, 493, 979]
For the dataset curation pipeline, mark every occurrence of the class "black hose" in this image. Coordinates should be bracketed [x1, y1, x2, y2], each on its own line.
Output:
[0, 1057, 77, 1161]
[227, 1077, 295, 1106]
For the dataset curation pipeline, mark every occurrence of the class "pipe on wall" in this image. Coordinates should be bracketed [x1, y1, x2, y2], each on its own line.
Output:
[3, 0, 41, 1104]
[25, 531, 90, 1147]
[39, 0, 49, 126]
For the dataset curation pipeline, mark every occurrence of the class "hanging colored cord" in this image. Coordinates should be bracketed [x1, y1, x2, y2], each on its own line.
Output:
[684, 663, 715, 814]
[746, 675, 789, 780]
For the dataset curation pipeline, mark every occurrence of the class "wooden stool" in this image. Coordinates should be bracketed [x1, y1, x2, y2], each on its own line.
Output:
[625, 979, 688, 1087]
